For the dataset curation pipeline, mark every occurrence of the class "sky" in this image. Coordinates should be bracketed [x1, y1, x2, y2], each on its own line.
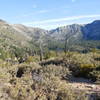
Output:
[0, 0, 100, 29]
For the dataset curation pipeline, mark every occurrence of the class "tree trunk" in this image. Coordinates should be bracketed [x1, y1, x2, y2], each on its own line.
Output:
[64, 39, 69, 55]
[39, 42, 43, 61]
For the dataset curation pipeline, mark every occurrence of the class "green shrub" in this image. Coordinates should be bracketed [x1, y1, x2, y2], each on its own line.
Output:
[25, 56, 34, 63]
[88, 66, 100, 84]
[0, 48, 11, 60]
[44, 51, 57, 59]
[42, 65, 71, 79]
[72, 64, 94, 78]
[80, 64, 95, 68]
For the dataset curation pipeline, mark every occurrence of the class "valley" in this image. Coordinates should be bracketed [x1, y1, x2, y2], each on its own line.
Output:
[0, 19, 100, 100]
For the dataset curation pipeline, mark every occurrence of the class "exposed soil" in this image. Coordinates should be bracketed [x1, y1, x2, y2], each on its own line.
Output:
[68, 77, 100, 93]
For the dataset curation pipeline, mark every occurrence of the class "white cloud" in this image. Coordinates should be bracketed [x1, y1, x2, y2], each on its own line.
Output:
[23, 14, 100, 25]
[22, 14, 100, 29]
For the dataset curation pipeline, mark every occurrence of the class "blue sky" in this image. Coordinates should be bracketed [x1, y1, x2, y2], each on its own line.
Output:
[0, 0, 100, 29]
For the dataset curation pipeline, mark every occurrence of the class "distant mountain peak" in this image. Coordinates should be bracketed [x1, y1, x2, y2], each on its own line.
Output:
[92, 20, 100, 24]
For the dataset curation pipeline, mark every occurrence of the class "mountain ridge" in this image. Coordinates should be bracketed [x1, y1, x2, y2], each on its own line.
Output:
[0, 19, 100, 51]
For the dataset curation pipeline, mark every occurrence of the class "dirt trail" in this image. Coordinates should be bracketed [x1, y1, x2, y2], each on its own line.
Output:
[68, 82, 100, 93]
[67, 77, 100, 93]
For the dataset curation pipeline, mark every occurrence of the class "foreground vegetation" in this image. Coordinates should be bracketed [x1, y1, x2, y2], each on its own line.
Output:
[0, 50, 100, 100]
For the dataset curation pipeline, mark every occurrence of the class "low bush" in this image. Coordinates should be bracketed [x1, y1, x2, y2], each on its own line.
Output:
[88, 66, 100, 83]
[71, 63, 95, 78]
[44, 51, 57, 60]
[25, 56, 34, 63]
